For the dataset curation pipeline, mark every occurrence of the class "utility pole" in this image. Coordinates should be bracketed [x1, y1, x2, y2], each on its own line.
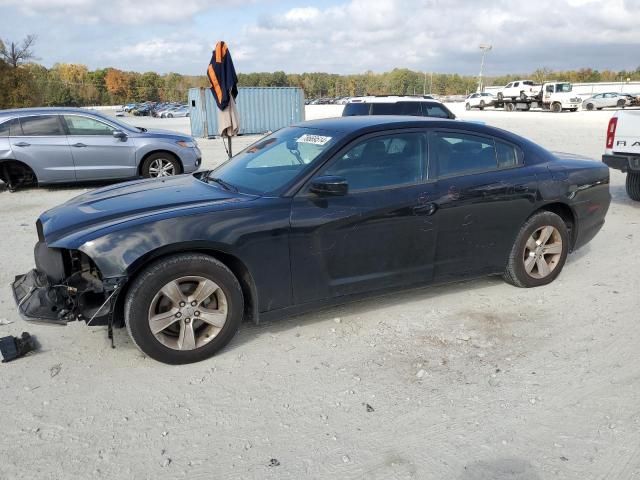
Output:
[429, 72, 433, 95]
[423, 72, 427, 95]
[478, 44, 492, 92]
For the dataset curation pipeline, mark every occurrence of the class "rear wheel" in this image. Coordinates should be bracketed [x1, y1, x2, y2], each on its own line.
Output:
[617, 99, 626, 108]
[0, 161, 37, 191]
[505, 102, 516, 112]
[125, 253, 244, 364]
[503, 211, 569, 288]
[479, 100, 486, 110]
[168, 113, 174, 118]
[141, 153, 182, 178]
[626, 172, 640, 201]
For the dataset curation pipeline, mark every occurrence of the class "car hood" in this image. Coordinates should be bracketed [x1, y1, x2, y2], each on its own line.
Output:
[136, 128, 191, 139]
[40, 174, 255, 245]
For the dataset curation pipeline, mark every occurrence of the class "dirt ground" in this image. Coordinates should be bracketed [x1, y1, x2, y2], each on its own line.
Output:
[1, 105, 639, 480]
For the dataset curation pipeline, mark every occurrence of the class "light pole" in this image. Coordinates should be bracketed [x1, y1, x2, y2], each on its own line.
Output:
[478, 44, 492, 92]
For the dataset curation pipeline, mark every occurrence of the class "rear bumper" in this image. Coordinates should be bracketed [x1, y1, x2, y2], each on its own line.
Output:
[11, 269, 72, 325]
[603, 154, 640, 173]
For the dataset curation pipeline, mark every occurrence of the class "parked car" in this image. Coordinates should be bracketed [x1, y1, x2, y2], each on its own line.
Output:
[342, 96, 455, 119]
[582, 92, 630, 111]
[465, 92, 496, 110]
[602, 109, 640, 200]
[11, 116, 610, 364]
[0, 107, 202, 189]
[165, 107, 190, 118]
[497, 80, 541, 101]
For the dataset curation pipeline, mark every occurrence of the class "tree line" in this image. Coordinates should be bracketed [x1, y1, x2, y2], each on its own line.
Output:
[1, 35, 640, 109]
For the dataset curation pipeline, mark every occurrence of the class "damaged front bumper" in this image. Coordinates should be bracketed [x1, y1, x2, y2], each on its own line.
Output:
[12, 269, 73, 325]
[12, 267, 123, 327]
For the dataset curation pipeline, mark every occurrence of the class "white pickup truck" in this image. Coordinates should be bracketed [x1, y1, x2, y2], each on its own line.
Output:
[602, 110, 640, 200]
[497, 80, 541, 101]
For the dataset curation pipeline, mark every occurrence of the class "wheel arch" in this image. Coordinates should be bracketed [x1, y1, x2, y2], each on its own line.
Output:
[113, 244, 259, 328]
[138, 149, 183, 176]
[529, 202, 577, 250]
[0, 159, 38, 187]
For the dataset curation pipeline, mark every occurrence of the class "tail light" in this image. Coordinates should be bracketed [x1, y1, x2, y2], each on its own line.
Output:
[606, 117, 618, 149]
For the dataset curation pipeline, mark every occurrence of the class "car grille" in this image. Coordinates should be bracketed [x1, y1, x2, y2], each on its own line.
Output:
[570, 98, 581, 103]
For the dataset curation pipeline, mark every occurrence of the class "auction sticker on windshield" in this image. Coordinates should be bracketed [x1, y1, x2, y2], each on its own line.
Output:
[297, 134, 332, 145]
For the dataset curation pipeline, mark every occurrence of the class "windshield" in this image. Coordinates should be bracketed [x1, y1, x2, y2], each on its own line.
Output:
[207, 127, 341, 195]
[557, 83, 572, 93]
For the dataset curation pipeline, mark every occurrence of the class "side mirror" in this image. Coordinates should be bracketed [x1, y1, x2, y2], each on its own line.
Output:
[113, 130, 127, 140]
[309, 175, 348, 196]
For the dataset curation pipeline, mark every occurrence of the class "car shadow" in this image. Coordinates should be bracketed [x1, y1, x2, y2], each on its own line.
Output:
[225, 274, 508, 352]
[458, 457, 542, 480]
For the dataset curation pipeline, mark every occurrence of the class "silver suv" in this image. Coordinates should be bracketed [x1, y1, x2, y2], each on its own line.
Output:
[0, 107, 201, 189]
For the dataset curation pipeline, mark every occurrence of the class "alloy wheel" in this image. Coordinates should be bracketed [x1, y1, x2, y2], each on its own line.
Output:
[147, 276, 228, 351]
[522, 226, 563, 279]
[148, 159, 176, 177]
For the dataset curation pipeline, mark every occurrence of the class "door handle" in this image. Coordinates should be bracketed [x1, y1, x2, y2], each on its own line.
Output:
[514, 184, 529, 192]
[14, 142, 30, 147]
[72, 143, 87, 148]
[413, 203, 438, 216]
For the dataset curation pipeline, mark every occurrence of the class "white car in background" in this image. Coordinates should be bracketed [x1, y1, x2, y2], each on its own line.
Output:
[465, 92, 495, 110]
[582, 92, 630, 111]
[497, 80, 542, 101]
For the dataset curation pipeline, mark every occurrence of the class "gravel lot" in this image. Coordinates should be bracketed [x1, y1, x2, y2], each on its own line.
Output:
[1, 105, 639, 480]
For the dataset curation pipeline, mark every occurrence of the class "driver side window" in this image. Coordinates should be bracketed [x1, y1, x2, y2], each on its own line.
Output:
[321, 132, 426, 191]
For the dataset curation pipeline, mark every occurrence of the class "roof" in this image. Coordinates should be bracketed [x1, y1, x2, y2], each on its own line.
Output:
[293, 116, 533, 147]
[0, 107, 99, 117]
[294, 115, 459, 133]
[347, 96, 441, 104]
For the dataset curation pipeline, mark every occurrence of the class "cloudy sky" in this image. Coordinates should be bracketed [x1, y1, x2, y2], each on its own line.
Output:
[0, 0, 639, 75]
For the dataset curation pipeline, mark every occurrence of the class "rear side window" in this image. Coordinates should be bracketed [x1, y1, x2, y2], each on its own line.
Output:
[370, 103, 401, 115]
[432, 132, 497, 177]
[342, 103, 370, 116]
[19, 115, 64, 136]
[0, 120, 9, 137]
[422, 104, 451, 119]
[496, 141, 520, 168]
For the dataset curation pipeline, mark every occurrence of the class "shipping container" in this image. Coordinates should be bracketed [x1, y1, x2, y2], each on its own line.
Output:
[188, 87, 305, 138]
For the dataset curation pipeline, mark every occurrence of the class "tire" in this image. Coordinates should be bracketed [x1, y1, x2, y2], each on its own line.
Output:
[586, 103, 594, 111]
[503, 211, 569, 288]
[465, 103, 471, 111]
[479, 100, 486, 109]
[497, 92, 503, 101]
[168, 113, 174, 118]
[617, 99, 626, 108]
[551, 102, 562, 113]
[506, 102, 516, 112]
[125, 253, 244, 364]
[626, 172, 640, 201]
[141, 152, 182, 178]
[520, 92, 527, 101]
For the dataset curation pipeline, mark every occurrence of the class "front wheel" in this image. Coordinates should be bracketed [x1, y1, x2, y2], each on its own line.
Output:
[503, 211, 569, 288]
[551, 102, 562, 113]
[465, 103, 471, 111]
[627, 172, 640, 201]
[125, 253, 244, 364]
[141, 153, 181, 178]
[585, 103, 594, 111]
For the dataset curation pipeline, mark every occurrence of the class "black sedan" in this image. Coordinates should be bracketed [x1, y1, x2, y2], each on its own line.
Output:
[12, 116, 611, 364]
